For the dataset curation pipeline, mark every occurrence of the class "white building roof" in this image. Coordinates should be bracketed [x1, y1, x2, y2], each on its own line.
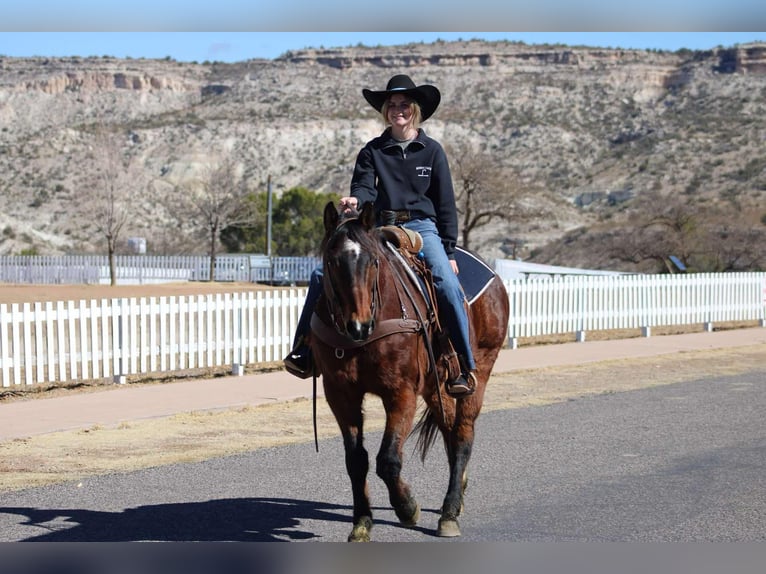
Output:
[494, 259, 631, 281]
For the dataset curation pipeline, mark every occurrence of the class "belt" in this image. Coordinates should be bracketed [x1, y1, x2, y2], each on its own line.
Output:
[381, 210, 417, 225]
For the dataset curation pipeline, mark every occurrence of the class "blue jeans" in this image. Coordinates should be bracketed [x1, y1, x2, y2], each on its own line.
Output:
[402, 218, 475, 371]
[293, 263, 324, 349]
[292, 219, 475, 371]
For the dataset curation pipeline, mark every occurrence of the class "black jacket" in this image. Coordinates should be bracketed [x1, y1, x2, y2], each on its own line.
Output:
[350, 128, 459, 258]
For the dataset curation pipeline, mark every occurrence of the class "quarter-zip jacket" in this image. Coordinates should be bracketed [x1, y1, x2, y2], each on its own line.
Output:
[350, 128, 459, 258]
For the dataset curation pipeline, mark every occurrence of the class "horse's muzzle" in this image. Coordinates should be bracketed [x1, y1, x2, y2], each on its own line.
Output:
[346, 319, 375, 342]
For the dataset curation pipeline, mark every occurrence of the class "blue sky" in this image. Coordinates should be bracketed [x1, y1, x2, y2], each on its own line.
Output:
[1, 32, 764, 63]
[2, 1, 766, 32]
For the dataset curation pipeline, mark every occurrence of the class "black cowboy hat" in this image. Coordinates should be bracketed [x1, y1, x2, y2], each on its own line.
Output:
[362, 74, 441, 121]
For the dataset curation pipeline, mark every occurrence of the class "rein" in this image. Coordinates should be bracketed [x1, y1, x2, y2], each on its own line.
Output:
[310, 312, 422, 356]
[321, 217, 383, 338]
[312, 227, 447, 427]
[314, 222, 431, 354]
[384, 243, 447, 422]
[324, 257, 381, 338]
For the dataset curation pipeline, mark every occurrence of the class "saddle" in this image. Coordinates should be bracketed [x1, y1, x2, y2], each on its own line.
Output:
[378, 225, 462, 386]
[379, 225, 423, 256]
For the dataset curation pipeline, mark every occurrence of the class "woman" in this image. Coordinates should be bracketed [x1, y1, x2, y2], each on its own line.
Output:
[284, 74, 476, 397]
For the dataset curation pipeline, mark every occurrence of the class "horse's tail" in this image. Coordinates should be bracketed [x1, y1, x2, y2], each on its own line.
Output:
[412, 408, 441, 462]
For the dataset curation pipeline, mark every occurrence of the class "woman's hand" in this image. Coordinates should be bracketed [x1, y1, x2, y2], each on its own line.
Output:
[450, 259, 459, 275]
[338, 197, 358, 214]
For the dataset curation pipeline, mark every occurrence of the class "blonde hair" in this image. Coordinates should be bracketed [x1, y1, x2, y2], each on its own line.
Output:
[381, 98, 422, 131]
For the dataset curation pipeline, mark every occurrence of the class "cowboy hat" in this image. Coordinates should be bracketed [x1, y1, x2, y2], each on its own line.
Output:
[362, 74, 441, 121]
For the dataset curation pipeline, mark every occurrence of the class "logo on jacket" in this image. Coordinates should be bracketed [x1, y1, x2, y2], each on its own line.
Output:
[416, 166, 431, 177]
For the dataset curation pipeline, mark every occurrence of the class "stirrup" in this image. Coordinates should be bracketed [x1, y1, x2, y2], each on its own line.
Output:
[445, 371, 476, 398]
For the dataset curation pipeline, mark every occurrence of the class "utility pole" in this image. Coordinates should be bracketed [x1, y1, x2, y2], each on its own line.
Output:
[267, 175, 273, 284]
[266, 175, 273, 257]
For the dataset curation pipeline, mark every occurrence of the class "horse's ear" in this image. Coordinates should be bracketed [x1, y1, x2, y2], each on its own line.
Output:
[360, 202, 376, 230]
[324, 201, 339, 233]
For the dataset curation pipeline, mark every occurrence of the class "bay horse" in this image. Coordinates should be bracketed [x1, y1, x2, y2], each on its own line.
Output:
[309, 201, 510, 541]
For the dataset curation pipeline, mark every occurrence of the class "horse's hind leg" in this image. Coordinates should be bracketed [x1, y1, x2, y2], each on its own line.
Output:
[376, 390, 421, 527]
[437, 434, 472, 537]
[438, 395, 482, 538]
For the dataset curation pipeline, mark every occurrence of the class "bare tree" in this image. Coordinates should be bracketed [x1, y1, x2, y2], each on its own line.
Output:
[610, 192, 766, 272]
[86, 127, 141, 286]
[699, 224, 766, 271]
[446, 140, 541, 250]
[607, 192, 702, 272]
[174, 157, 258, 281]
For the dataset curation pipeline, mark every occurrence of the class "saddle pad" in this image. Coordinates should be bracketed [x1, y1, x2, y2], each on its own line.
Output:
[454, 246, 497, 304]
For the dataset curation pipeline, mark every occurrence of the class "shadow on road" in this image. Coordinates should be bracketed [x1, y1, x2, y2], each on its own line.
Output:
[1, 497, 357, 542]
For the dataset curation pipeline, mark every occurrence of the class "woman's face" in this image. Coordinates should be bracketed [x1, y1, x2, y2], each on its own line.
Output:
[386, 94, 414, 129]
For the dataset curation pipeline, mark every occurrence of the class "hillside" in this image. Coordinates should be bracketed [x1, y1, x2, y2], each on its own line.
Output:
[1, 39, 765, 270]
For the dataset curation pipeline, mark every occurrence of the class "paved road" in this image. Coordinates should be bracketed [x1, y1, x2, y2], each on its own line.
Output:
[1, 368, 764, 542]
[3, 327, 764, 441]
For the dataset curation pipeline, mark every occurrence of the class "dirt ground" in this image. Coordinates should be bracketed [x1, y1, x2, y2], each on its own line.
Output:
[0, 343, 763, 494]
[0, 281, 283, 304]
[0, 282, 763, 494]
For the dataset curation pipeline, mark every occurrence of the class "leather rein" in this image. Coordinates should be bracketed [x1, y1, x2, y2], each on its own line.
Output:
[308, 221, 446, 452]
[313, 220, 432, 355]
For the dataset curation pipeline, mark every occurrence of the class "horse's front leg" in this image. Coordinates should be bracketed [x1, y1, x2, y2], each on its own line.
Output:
[343, 425, 373, 542]
[326, 386, 372, 542]
[376, 389, 421, 527]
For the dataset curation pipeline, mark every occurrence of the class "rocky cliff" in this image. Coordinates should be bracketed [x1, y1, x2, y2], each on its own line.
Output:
[1, 40, 764, 267]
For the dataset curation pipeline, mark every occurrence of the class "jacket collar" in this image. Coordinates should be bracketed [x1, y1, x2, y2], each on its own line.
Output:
[380, 128, 428, 150]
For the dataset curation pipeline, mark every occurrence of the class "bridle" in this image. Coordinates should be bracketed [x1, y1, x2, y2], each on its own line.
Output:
[309, 213, 447, 447]
[313, 218, 427, 355]
[322, 218, 382, 340]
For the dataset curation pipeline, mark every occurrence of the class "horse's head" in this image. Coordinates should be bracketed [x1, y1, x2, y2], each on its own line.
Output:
[321, 201, 380, 341]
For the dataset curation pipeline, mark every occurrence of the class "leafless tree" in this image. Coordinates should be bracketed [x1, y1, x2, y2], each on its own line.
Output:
[86, 127, 142, 286]
[608, 192, 703, 272]
[174, 157, 258, 281]
[446, 140, 542, 250]
[699, 224, 766, 271]
[610, 192, 766, 272]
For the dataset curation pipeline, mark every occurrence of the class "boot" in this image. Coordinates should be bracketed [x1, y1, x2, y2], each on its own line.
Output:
[445, 370, 476, 397]
[283, 338, 313, 379]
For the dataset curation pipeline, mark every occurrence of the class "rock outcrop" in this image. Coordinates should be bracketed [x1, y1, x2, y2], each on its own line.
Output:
[0, 40, 763, 265]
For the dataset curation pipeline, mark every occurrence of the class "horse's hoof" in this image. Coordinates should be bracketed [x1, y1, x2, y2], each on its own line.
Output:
[348, 516, 373, 542]
[399, 502, 421, 527]
[439, 500, 464, 517]
[437, 517, 461, 538]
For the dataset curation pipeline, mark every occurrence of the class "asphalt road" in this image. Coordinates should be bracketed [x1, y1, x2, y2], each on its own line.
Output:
[1, 369, 764, 543]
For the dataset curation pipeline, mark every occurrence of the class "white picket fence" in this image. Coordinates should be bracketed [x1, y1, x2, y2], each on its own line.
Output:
[0, 254, 320, 285]
[506, 272, 766, 344]
[0, 289, 307, 387]
[1, 273, 764, 388]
